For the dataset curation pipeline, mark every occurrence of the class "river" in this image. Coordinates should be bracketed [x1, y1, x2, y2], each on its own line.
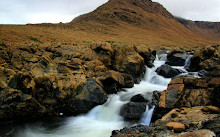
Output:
[11, 54, 194, 137]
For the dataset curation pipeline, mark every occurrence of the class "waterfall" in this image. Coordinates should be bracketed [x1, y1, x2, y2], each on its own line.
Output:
[14, 56, 172, 137]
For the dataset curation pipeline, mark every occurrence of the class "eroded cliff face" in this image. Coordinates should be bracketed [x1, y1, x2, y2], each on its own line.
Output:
[0, 42, 156, 121]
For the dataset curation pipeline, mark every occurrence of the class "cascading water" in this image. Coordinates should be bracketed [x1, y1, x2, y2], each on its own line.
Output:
[14, 55, 172, 137]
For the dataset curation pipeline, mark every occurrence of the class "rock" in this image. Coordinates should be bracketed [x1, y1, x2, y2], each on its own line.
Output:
[90, 43, 114, 67]
[136, 45, 156, 68]
[156, 64, 182, 78]
[130, 94, 147, 103]
[158, 77, 212, 109]
[189, 45, 219, 72]
[166, 122, 186, 132]
[119, 53, 145, 83]
[120, 102, 146, 120]
[98, 70, 134, 94]
[153, 107, 219, 137]
[111, 125, 155, 137]
[67, 80, 107, 115]
[201, 106, 220, 114]
[198, 70, 208, 77]
[166, 51, 191, 66]
[202, 116, 220, 136]
[0, 88, 45, 120]
[178, 129, 216, 137]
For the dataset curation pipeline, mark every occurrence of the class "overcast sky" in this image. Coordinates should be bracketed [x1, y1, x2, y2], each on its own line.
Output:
[0, 0, 220, 24]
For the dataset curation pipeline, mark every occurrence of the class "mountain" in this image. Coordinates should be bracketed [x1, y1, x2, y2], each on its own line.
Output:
[177, 17, 220, 41]
[68, 0, 218, 46]
[0, 0, 219, 46]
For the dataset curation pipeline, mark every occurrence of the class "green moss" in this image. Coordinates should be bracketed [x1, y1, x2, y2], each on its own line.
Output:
[28, 36, 42, 43]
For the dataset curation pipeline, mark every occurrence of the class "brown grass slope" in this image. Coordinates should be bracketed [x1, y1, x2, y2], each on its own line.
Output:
[0, 0, 219, 46]
[177, 17, 220, 42]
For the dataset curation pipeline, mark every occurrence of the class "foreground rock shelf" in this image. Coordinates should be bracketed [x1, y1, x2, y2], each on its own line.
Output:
[0, 43, 156, 121]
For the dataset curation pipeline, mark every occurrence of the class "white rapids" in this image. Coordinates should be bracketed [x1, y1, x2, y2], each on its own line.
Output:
[15, 55, 172, 137]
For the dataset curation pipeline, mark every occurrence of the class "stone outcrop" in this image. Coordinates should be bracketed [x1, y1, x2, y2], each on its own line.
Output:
[0, 43, 154, 121]
[97, 70, 134, 94]
[189, 45, 220, 72]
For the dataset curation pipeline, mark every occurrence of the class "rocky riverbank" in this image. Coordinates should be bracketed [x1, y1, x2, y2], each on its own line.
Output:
[0, 43, 156, 122]
[0, 43, 219, 137]
[112, 45, 220, 137]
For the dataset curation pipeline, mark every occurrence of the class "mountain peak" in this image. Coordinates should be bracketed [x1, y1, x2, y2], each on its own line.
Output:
[71, 0, 173, 25]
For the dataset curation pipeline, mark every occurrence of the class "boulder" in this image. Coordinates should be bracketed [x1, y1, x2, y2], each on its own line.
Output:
[130, 94, 147, 103]
[0, 88, 45, 120]
[178, 129, 216, 137]
[153, 77, 215, 121]
[119, 53, 145, 83]
[156, 64, 182, 78]
[189, 45, 219, 72]
[111, 125, 154, 137]
[166, 122, 186, 132]
[120, 102, 146, 120]
[98, 70, 134, 94]
[136, 45, 156, 68]
[67, 80, 107, 115]
[112, 45, 145, 83]
[202, 116, 220, 136]
[166, 51, 191, 66]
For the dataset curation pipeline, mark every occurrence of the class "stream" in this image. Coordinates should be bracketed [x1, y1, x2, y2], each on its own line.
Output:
[9, 54, 195, 137]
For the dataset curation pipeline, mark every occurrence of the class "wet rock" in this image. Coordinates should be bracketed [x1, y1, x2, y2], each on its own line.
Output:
[111, 125, 155, 137]
[120, 102, 146, 120]
[67, 80, 107, 115]
[156, 64, 182, 78]
[178, 129, 216, 137]
[130, 94, 147, 103]
[166, 50, 191, 66]
[166, 122, 186, 132]
[198, 70, 209, 77]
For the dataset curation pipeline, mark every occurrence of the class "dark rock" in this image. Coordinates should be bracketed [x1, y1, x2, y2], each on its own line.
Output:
[130, 94, 147, 103]
[111, 125, 155, 137]
[67, 80, 107, 115]
[166, 51, 191, 66]
[198, 70, 208, 77]
[156, 64, 182, 78]
[120, 102, 146, 120]
[0, 88, 46, 121]
[202, 116, 220, 136]
[152, 91, 161, 105]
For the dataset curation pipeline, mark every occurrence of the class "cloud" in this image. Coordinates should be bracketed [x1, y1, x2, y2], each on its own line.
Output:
[152, 0, 220, 21]
[0, 0, 108, 24]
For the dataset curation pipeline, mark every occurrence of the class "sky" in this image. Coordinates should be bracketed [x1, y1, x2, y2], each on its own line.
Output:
[0, 0, 220, 24]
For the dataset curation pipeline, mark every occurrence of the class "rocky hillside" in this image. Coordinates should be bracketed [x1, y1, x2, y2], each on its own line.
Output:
[0, 0, 218, 46]
[177, 17, 220, 41]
